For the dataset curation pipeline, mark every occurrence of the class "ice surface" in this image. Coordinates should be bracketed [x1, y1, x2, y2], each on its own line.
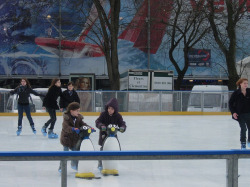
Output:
[0, 115, 249, 187]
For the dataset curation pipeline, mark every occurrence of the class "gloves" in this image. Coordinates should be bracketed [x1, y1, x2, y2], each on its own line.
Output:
[119, 127, 125, 133]
[91, 128, 96, 132]
[101, 126, 106, 131]
[72, 128, 80, 134]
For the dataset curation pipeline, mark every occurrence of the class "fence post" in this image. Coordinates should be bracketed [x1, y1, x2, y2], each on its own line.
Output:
[226, 155, 238, 187]
[61, 160, 67, 187]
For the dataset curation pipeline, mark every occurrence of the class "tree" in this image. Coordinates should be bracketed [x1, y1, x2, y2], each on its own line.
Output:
[164, 0, 210, 90]
[204, 0, 249, 90]
[93, 0, 121, 90]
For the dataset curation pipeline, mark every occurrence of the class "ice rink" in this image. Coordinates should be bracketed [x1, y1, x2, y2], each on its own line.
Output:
[0, 115, 250, 187]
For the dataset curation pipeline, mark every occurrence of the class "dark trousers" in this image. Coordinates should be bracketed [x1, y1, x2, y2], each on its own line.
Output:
[18, 104, 34, 127]
[238, 113, 250, 143]
[45, 107, 57, 130]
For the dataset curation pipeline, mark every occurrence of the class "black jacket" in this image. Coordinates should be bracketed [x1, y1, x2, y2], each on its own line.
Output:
[43, 85, 63, 109]
[10, 86, 44, 105]
[59, 89, 80, 109]
[229, 88, 250, 120]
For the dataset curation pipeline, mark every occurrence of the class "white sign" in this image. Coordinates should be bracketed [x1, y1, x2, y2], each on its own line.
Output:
[129, 76, 148, 89]
[152, 77, 173, 90]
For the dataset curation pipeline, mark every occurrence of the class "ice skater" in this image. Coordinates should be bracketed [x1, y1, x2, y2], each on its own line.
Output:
[229, 78, 250, 149]
[59, 81, 80, 112]
[42, 78, 67, 139]
[58, 102, 91, 172]
[95, 98, 126, 169]
[10, 78, 45, 136]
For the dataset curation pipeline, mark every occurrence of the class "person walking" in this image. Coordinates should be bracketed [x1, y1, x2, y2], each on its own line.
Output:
[10, 78, 44, 136]
[229, 78, 250, 149]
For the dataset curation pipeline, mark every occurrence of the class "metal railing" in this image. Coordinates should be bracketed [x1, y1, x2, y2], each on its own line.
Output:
[0, 150, 249, 187]
[0, 90, 234, 113]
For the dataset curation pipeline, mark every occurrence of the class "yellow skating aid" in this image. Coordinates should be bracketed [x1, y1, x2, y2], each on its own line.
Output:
[75, 172, 95, 179]
[101, 169, 119, 176]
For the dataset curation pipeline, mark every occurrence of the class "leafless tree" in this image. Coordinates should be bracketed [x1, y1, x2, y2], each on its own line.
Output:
[164, 0, 210, 90]
[205, 0, 249, 89]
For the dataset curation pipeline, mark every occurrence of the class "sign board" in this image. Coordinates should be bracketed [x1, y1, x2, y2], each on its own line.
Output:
[69, 73, 95, 90]
[128, 71, 150, 90]
[188, 49, 211, 67]
[151, 71, 173, 90]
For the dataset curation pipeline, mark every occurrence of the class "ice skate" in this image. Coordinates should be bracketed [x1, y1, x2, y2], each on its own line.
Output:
[241, 142, 246, 150]
[48, 130, 58, 139]
[247, 140, 250, 148]
[16, 126, 22, 136]
[98, 160, 103, 171]
[71, 163, 78, 171]
[41, 125, 47, 136]
[31, 125, 36, 134]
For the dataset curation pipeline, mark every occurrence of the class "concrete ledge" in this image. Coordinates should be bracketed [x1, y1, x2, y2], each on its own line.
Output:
[0, 112, 231, 116]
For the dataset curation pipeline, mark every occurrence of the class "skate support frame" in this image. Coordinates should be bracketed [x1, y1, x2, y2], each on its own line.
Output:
[0, 150, 248, 187]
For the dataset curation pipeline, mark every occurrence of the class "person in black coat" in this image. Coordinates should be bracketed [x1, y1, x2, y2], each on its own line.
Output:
[42, 78, 65, 139]
[229, 78, 250, 149]
[10, 78, 45, 136]
[59, 81, 80, 112]
[95, 98, 127, 146]
[95, 97, 127, 170]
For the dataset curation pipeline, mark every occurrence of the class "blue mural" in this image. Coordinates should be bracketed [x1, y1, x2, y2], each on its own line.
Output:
[0, 0, 250, 77]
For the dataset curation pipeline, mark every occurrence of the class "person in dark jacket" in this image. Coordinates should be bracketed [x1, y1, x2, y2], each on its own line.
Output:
[229, 78, 250, 149]
[59, 81, 80, 112]
[58, 102, 91, 172]
[10, 78, 45, 136]
[96, 97, 127, 146]
[42, 78, 66, 139]
[95, 98, 126, 169]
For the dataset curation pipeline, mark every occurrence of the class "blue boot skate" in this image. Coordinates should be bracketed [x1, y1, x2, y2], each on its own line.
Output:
[31, 125, 36, 135]
[241, 142, 246, 150]
[48, 130, 58, 139]
[247, 140, 250, 148]
[71, 163, 78, 171]
[16, 126, 22, 136]
[41, 126, 47, 136]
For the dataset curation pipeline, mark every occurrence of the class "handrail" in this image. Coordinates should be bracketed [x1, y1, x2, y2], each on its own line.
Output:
[0, 150, 249, 187]
[0, 150, 250, 159]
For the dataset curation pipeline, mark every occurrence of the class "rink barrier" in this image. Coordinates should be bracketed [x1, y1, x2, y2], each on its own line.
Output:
[0, 150, 249, 187]
[0, 111, 231, 116]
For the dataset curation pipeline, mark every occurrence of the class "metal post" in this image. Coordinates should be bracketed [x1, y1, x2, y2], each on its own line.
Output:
[61, 160, 67, 187]
[147, 0, 150, 69]
[201, 92, 204, 112]
[58, 0, 62, 77]
[226, 156, 238, 187]
[92, 91, 95, 112]
[159, 91, 162, 112]
[180, 91, 183, 112]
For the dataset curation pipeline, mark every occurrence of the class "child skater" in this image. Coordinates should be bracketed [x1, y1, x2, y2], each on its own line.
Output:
[59, 102, 91, 172]
[42, 78, 67, 139]
[59, 81, 80, 112]
[10, 78, 45, 136]
[95, 98, 127, 169]
[229, 78, 250, 149]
